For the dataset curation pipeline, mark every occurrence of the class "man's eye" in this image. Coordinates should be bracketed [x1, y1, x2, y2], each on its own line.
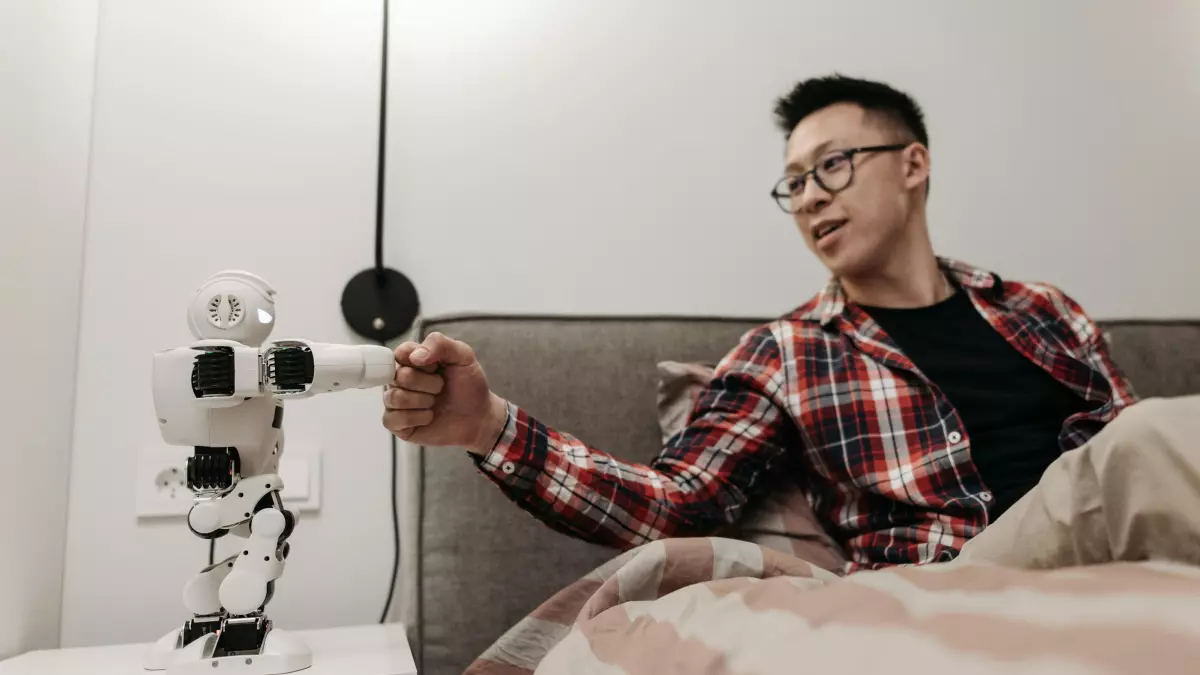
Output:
[821, 154, 849, 173]
[786, 175, 807, 194]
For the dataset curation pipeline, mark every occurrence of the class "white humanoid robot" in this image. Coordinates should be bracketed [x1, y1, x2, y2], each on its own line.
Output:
[147, 271, 394, 674]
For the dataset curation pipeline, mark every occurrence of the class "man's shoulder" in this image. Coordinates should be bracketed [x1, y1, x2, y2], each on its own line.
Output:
[946, 258, 1101, 347]
[997, 276, 1082, 315]
[716, 296, 830, 365]
[775, 299, 836, 339]
[939, 256, 1082, 315]
[731, 296, 831, 348]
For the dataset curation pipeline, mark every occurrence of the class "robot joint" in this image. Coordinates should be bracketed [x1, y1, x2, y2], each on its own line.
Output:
[187, 447, 240, 492]
[190, 347, 235, 397]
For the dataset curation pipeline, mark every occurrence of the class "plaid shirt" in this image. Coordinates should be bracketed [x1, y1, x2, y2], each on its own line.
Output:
[476, 258, 1138, 570]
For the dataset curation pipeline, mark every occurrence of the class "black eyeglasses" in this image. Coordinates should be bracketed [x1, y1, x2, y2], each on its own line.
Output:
[770, 143, 909, 214]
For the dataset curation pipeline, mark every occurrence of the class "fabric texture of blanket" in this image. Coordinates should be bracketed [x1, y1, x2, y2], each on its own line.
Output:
[466, 537, 1200, 675]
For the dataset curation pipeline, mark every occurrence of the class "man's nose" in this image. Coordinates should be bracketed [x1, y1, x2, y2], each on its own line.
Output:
[797, 178, 831, 215]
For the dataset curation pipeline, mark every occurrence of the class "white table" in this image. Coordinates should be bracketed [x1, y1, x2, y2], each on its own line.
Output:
[0, 624, 416, 675]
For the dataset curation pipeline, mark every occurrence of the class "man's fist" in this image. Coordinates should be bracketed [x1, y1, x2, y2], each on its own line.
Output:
[383, 332, 508, 454]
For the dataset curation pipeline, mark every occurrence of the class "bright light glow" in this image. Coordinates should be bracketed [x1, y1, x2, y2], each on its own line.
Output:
[258, 309, 273, 324]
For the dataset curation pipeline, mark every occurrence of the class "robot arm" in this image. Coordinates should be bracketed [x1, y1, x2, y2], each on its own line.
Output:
[165, 269, 394, 401]
[263, 339, 395, 398]
[152, 340, 393, 450]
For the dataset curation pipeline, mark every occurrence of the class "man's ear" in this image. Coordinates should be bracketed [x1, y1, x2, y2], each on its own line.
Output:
[903, 143, 931, 192]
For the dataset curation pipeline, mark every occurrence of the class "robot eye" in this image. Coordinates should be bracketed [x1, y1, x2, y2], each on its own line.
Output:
[228, 296, 243, 323]
[205, 294, 245, 329]
[207, 296, 223, 325]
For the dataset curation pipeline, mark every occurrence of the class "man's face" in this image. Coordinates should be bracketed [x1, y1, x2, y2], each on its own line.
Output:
[783, 103, 924, 278]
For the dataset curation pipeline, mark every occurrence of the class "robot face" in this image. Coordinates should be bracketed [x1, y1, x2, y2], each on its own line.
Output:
[188, 271, 277, 345]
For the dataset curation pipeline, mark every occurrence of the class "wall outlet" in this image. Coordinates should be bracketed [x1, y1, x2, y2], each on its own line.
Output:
[136, 444, 321, 519]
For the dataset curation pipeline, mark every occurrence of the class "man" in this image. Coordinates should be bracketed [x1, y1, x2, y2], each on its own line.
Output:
[381, 75, 1200, 571]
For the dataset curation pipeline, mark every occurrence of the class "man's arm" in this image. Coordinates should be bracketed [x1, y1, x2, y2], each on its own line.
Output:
[383, 326, 798, 550]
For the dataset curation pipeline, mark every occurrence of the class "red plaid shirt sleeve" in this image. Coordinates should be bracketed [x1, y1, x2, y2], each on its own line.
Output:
[474, 325, 798, 550]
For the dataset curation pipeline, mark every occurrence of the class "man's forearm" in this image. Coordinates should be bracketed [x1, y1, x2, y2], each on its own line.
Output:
[472, 403, 728, 549]
[471, 391, 793, 551]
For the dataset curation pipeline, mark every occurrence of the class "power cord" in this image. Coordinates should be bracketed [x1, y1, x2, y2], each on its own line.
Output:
[373, 0, 389, 280]
[339, 0, 419, 625]
[374, 0, 401, 626]
[379, 434, 400, 623]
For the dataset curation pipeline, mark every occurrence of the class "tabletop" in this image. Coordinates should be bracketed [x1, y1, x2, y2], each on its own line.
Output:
[0, 623, 416, 675]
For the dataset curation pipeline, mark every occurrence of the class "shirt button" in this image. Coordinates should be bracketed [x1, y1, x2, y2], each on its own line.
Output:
[980, 491, 993, 502]
[501, 461, 516, 475]
[947, 431, 963, 444]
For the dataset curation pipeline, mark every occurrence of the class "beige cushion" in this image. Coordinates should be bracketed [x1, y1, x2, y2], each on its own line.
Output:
[655, 361, 848, 574]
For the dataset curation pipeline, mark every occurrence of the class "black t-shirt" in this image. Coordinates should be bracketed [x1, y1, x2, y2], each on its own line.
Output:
[861, 288, 1091, 518]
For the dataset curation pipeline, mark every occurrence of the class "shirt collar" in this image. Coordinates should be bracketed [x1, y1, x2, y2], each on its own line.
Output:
[802, 256, 1003, 327]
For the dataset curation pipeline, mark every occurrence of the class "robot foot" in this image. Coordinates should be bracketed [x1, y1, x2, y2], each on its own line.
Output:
[182, 615, 222, 647]
[212, 615, 269, 658]
[143, 615, 312, 674]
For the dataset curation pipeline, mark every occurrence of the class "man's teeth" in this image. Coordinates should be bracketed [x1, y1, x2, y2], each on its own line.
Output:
[816, 222, 844, 240]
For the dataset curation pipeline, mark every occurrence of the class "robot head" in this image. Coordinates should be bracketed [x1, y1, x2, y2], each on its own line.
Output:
[187, 270, 277, 345]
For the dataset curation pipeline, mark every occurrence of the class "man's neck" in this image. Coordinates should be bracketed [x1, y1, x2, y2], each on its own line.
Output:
[840, 225, 948, 309]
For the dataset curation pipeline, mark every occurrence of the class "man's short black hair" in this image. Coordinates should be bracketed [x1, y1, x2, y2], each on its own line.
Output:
[774, 74, 928, 147]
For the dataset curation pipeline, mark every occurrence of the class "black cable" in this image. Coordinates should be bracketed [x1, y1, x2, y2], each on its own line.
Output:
[375, 0, 401, 625]
[373, 0, 389, 276]
[208, 539, 215, 566]
[379, 433, 401, 623]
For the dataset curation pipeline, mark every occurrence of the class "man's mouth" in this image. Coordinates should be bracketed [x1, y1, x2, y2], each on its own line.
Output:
[813, 219, 847, 242]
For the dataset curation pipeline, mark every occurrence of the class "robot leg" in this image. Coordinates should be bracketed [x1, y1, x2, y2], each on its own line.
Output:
[145, 493, 306, 674]
[143, 556, 236, 671]
[201, 494, 306, 673]
[219, 503, 289, 615]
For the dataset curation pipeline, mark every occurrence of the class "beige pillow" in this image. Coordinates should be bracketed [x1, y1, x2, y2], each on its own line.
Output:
[656, 361, 848, 574]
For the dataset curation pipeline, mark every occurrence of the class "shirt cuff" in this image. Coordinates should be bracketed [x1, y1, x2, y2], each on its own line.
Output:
[474, 401, 540, 487]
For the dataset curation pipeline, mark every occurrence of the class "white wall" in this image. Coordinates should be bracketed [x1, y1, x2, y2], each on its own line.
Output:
[60, 0, 394, 647]
[0, 0, 98, 659]
[59, 0, 1200, 649]
[386, 0, 1200, 320]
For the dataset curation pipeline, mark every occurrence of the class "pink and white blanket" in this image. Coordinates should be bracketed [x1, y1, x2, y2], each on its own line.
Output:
[466, 537, 1200, 675]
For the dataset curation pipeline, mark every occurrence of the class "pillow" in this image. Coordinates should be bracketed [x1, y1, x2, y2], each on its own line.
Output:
[655, 360, 848, 574]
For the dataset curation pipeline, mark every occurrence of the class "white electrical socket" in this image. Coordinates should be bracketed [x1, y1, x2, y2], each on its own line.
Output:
[136, 443, 321, 519]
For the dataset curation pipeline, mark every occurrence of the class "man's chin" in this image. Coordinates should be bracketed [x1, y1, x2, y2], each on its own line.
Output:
[817, 248, 857, 276]
[820, 248, 877, 280]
